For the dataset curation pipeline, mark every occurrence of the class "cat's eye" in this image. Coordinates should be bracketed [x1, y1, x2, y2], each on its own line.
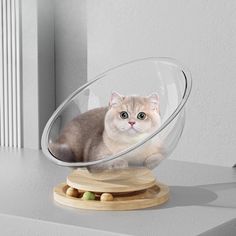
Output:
[120, 111, 129, 119]
[137, 112, 146, 120]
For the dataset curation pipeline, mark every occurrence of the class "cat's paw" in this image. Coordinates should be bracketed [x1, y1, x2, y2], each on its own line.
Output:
[107, 159, 129, 170]
[144, 154, 164, 169]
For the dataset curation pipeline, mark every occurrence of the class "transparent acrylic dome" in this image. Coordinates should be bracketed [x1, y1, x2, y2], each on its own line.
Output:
[41, 57, 192, 175]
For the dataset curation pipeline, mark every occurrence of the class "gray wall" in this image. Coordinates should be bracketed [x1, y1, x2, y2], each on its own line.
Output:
[38, 0, 55, 146]
[22, 0, 55, 149]
[87, 0, 236, 167]
[21, 0, 86, 148]
[54, 0, 87, 107]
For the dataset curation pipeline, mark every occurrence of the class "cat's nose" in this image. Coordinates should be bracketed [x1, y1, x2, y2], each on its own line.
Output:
[128, 121, 136, 126]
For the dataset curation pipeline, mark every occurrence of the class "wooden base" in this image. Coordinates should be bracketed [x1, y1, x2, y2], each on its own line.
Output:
[54, 168, 169, 211]
[67, 168, 157, 193]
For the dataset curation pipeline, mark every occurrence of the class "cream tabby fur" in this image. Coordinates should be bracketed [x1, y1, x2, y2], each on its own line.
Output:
[49, 92, 163, 170]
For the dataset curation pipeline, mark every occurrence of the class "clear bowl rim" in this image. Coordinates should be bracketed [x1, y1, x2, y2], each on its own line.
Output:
[41, 57, 192, 167]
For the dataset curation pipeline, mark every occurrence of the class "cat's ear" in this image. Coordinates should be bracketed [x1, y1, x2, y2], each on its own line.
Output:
[148, 93, 160, 111]
[109, 91, 124, 107]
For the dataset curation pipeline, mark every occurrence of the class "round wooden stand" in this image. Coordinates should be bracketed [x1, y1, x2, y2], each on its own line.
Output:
[54, 168, 169, 211]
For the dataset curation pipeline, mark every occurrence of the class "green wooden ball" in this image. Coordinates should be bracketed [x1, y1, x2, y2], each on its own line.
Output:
[82, 191, 95, 200]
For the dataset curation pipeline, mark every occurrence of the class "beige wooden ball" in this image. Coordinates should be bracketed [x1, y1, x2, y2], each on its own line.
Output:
[100, 193, 114, 201]
[66, 187, 80, 198]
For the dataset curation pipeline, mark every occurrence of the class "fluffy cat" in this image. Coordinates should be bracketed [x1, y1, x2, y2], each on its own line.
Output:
[49, 92, 163, 170]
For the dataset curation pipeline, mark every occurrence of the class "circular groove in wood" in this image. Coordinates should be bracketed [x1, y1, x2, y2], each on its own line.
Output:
[54, 182, 169, 211]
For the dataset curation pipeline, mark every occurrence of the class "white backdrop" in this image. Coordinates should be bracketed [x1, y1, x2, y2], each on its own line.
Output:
[87, 0, 236, 167]
[20, 0, 236, 165]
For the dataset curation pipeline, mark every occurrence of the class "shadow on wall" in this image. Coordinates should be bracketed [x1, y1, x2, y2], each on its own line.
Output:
[54, 0, 87, 107]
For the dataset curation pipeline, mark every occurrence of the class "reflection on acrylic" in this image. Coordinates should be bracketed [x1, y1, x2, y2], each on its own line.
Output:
[41, 58, 192, 172]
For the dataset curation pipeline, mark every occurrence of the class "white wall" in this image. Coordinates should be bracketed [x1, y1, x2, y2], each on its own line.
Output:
[87, 0, 236, 167]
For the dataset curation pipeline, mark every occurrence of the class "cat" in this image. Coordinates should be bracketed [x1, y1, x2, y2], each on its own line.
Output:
[49, 92, 163, 170]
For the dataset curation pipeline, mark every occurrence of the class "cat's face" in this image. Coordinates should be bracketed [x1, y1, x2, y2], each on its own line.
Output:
[105, 92, 161, 143]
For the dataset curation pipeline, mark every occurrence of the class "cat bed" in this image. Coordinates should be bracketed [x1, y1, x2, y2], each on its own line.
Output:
[41, 57, 192, 210]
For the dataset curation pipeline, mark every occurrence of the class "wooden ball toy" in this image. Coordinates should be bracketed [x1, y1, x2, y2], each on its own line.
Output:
[100, 193, 114, 201]
[54, 169, 170, 210]
[66, 187, 80, 198]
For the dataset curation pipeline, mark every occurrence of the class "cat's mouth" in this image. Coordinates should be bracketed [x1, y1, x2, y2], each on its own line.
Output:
[127, 126, 140, 134]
